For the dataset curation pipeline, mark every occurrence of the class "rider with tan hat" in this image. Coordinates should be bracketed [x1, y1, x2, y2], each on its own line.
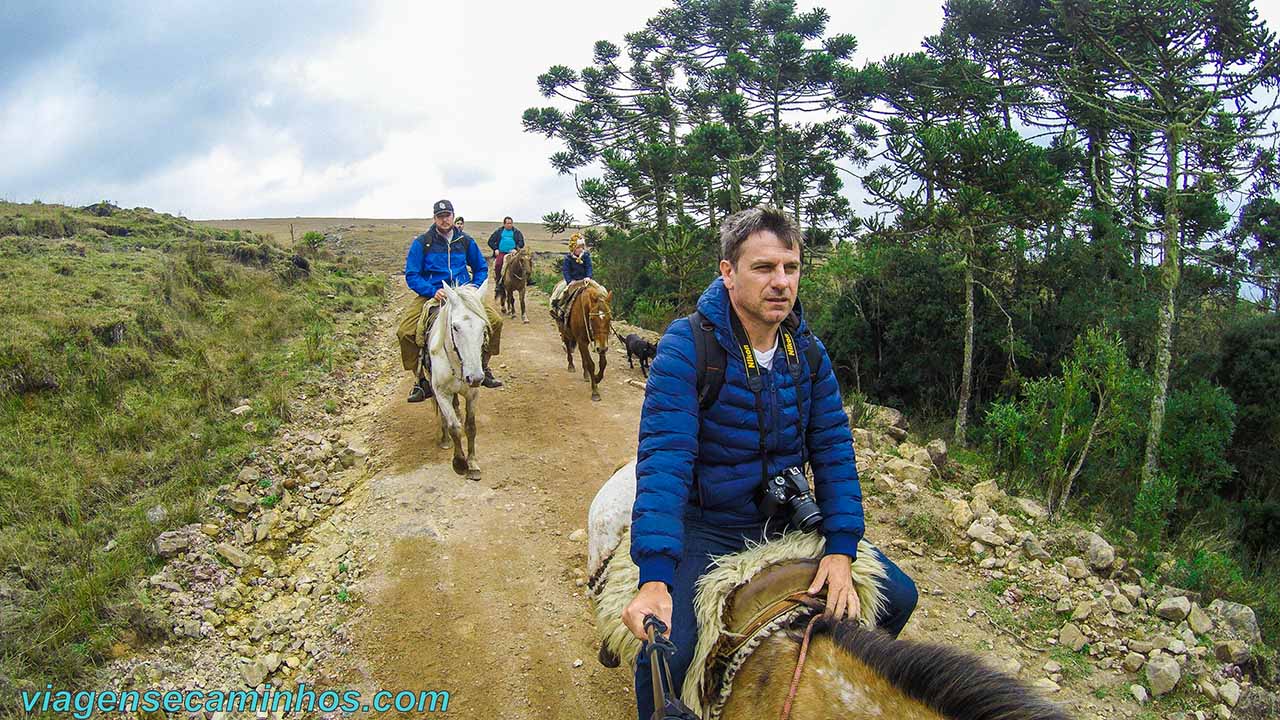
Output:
[549, 233, 594, 320]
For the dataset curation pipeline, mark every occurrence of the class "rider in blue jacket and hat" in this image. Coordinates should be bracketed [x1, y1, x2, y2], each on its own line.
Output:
[622, 206, 918, 720]
[397, 199, 505, 401]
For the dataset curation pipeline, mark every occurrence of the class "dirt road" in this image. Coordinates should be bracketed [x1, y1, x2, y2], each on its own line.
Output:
[333, 284, 645, 719]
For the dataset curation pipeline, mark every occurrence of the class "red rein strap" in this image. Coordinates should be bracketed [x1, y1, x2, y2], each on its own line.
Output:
[780, 613, 822, 720]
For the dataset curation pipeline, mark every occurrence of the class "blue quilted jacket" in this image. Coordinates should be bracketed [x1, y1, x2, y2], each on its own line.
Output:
[631, 277, 865, 588]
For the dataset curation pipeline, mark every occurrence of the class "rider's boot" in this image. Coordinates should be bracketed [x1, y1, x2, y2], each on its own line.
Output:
[407, 377, 432, 402]
[480, 353, 503, 389]
[408, 351, 433, 402]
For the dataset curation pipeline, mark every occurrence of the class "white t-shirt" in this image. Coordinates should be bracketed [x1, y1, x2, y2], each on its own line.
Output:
[752, 339, 780, 370]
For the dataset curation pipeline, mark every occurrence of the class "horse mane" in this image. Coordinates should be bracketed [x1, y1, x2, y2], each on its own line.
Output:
[814, 619, 1071, 720]
[580, 280, 611, 314]
[449, 284, 487, 319]
[429, 284, 487, 354]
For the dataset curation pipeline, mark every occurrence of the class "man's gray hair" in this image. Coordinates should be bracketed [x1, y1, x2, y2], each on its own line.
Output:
[719, 206, 803, 265]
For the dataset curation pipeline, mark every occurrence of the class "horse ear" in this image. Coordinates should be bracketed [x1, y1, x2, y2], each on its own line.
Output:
[440, 283, 459, 304]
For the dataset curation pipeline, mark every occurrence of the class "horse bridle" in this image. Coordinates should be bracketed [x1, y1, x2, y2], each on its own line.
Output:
[507, 251, 528, 283]
[581, 289, 611, 350]
[439, 302, 467, 373]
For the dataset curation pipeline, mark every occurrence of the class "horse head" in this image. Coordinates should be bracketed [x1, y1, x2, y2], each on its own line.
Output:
[438, 283, 487, 387]
[586, 287, 613, 355]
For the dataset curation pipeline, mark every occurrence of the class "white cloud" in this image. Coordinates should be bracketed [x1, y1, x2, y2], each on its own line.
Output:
[3, 0, 1276, 221]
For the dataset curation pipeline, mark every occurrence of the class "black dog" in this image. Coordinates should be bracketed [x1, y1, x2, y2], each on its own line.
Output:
[614, 330, 657, 377]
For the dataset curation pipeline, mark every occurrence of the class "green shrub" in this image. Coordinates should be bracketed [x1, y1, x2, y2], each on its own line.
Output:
[1161, 381, 1236, 504]
[984, 326, 1150, 516]
[300, 230, 325, 252]
[843, 388, 878, 429]
[1133, 472, 1177, 548]
[632, 296, 678, 332]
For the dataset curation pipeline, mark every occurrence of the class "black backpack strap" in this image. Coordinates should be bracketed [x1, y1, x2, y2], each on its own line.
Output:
[802, 330, 824, 384]
[688, 311, 726, 411]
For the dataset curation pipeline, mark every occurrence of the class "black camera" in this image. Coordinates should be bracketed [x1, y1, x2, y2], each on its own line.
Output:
[759, 466, 823, 532]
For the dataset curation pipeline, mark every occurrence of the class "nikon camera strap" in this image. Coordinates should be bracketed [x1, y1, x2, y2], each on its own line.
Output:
[726, 306, 808, 487]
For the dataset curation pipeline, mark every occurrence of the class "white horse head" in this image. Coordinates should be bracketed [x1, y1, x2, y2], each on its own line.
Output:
[433, 283, 487, 388]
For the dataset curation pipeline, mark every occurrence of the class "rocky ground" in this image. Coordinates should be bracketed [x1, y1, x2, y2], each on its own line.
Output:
[94, 276, 1277, 719]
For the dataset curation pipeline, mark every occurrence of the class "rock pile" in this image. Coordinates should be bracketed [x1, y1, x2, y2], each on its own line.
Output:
[845, 402, 1272, 718]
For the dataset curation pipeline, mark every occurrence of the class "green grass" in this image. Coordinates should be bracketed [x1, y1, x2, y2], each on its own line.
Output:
[897, 509, 947, 547]
[1047, 646, 1093, 682]
[0, 201, 386, 690]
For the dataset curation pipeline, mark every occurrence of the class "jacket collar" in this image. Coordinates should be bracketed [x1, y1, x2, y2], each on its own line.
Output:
[428, 225, 471, 244]
[694, 277, 809, 352]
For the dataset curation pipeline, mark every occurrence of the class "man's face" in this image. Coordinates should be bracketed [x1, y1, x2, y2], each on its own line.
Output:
[434, 212, 454, 233]
[455, 219, 465, 231]
[721, 229, 800, 329]
[503, 218, 514, 230]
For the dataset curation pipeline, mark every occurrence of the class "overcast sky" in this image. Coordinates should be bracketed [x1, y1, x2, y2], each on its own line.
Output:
[3, 1, 1278, 222]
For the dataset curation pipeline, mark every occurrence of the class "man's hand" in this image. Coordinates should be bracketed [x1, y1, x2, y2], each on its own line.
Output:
[433, 287, 448, 301]
[622, 581, 672, 641]
[807, 553, 860, 621]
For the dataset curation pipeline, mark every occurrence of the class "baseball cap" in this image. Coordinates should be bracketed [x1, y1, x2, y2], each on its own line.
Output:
[433, 199, 454, 216]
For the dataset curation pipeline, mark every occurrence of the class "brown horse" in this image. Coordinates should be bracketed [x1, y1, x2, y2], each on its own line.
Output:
[557, 280, 612, 401]
[499, 247, 533, 323]
[589, 476, 1070, 720]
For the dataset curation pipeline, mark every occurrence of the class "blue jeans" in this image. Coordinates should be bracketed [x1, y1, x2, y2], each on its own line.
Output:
[633, 515, 918, 720]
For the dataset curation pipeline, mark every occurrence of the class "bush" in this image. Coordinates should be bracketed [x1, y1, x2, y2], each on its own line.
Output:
[300, 230, 325, 252]
[1160, 381, 1236, 506]
[632, 296, 678, 332]
[1133, 472, 1177, 548]
[984, 326, 1150, 516]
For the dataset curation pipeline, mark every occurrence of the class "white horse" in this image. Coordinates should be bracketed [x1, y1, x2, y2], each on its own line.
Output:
[428, 283, 488, 481]
[588, 459, 638, 581]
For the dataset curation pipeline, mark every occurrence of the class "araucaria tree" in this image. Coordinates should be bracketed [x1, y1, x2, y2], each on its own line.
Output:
[523, 0, 869, 251]
[1042, 0, 1280, 490]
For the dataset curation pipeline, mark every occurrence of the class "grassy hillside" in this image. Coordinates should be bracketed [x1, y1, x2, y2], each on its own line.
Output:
[0, 201, 386, 688]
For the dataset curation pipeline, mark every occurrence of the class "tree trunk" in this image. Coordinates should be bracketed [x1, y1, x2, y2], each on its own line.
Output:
[954, 249, 975, 446]
[668, 114, 685, 220]
[1127, 131, 1145, 267]
[728, 162, 742, 214]
[1087, 122, 1112, 244]
[772, 97, 783, 208]
[1140, 123, 1182, 490]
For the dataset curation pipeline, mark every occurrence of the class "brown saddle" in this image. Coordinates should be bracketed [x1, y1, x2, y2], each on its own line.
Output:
[702, 559, 825, 703]
[553, 279, 599, 324]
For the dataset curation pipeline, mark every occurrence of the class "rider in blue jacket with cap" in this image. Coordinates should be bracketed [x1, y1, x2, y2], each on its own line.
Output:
[397, 199, 505, 401]
[622, 207, 918, 720]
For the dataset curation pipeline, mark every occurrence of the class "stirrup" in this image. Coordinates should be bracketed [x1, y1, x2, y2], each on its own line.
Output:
[407, 379, 431, 403]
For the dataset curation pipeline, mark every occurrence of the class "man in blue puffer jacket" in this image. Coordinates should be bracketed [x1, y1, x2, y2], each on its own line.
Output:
[396, 199, 504, 401]
[622, 206, 918, 720]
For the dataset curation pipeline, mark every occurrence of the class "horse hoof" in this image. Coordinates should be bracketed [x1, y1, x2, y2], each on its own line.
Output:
[592, 393, 601, 402]
[452, 457, 468, 476]
[522, 317, 529, 324]
[467, 468, 482, 481]
[438, 440, 452, 450]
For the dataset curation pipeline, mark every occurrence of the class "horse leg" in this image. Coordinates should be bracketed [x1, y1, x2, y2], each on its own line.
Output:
[448, 394, 468, 476]
[436, 389, 462, 454]
[464, 390, 481, 481]
[564, 336, 575, 372]
[580, 345, 601, 400]
[520, 287, 528, 323]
